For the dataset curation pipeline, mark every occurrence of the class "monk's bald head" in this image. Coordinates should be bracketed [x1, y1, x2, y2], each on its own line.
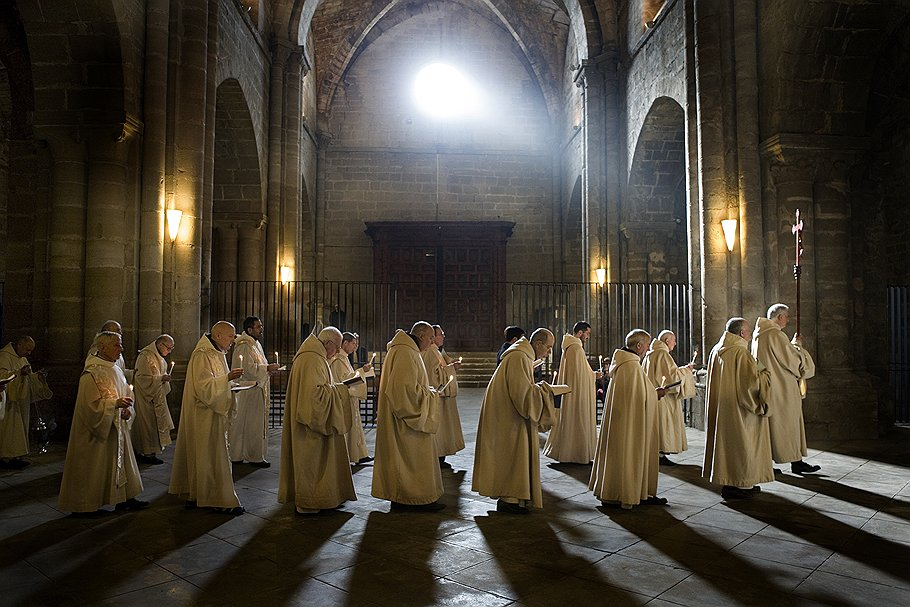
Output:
[101, 320, 122, 334]
[211, 321, 237, 352]
[410, 321, 435, 352]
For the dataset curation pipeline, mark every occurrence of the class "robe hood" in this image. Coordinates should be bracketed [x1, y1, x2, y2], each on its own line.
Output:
[234, 332, 258, 350]
[502, 337, 534, 362]
[84, 353, 116, 371]
[139, 341, 163, 360]
[609, 348, 641, 375]
[561, 333, 582, 351]
[387, 328, 420, 354]
[194, 334, 223, 355]
[753, 317, 782, 339]
[297, 333, 327, 359]
[715, 330, 749, 353]
[649, 338, 670, 354]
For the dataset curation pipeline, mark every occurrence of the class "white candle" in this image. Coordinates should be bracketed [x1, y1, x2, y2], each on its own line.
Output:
[238, 354, 243, 368]
[458, 356, 463, 363]
[552, 369, 558, 382]
[275, 351, 279, 364]
[598, 355, 603, 370]
[168, 361, 175, 374]
[128, 383, 133, 393]
[370, 352, 376, 363]
[660, 375, 667, 388]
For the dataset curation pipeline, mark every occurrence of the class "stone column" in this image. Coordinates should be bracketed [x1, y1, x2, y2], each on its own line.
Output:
[213, 225, 239, 281]
[137, 0, 170, 346]
[167, 0, 210, 361]
[83, 127, 135, 354]
[42, 133, 87, 367]
[761, 133, 876, 440]
[238, 221, 265, 282]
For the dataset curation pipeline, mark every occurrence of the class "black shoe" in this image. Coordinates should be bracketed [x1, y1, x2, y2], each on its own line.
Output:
[439, 457, 452, 469]
[721, 486, 754, 500]
[390, 501, 446, 512]
[211, 506, 245, 516]
[496, 500, 529, 514]
[0, 458, 29, 470]
[249, 461, 271, 468]
[357, 456, 374, 464]
[137, 454, 164, 465]
[774, 468, 783, 475]
[658, 455, 677, 466]
[791, 460, 821, 474]
[115, 498, 150, 511]
[184, 500, 198, 509]
[231, 460, 243, 465]
[642, 496, 668, 506]
[750, 485, 762, 493]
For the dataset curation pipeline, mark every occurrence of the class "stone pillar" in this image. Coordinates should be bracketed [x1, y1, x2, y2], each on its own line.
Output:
[213, 225, 239, 281]
[42, 133, 87, 367]
[168, 0, 210, 361]
[761, 133, 876, 440]
[137, 0, 170, 346]
[83, 129, 134, 353]
[238, 222, 264, 282]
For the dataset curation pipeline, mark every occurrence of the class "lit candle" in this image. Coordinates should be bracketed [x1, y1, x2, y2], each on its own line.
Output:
[238, 354, 243, 369]
[690, 349, 699, 366]
[598, 355, 603, 370]
[370, 352, 376, 363]
[128, 383, 133, 393]
[458, 356, 463, 363]
[275, 351, 279, 365]
[660, 375, 667, 388]
[168, 361, 175, 374]
[552, 369, 558, 382]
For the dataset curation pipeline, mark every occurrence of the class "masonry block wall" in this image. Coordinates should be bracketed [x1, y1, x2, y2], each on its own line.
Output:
[318, 3, 555, 284]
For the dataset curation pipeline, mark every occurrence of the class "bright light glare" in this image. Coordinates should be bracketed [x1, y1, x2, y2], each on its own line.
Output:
[413, 63, 481, 119]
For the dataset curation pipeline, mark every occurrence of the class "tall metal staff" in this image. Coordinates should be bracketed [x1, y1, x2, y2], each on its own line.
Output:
[792, 209, 804, 338]
[792, 209, 807, 397]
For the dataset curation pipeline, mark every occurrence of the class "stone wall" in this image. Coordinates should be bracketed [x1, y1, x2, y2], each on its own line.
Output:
[318, 2, 556, 283]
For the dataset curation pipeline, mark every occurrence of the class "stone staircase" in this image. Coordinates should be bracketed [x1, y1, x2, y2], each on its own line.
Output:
[455, 352, 498, 388]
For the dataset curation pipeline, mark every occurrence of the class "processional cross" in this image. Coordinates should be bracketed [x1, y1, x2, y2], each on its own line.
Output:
[792, 209, 804, 338]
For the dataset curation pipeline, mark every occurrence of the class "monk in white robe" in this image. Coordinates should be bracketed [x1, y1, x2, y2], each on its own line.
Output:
[229, 316, 279, 466]
[86, 320, 131, 381]
[544, 322, 602, 464]
[279, 328, 356, 514]
[169, 322, 245, 514]
[752, 303, 818, 474]
[589, 329, 667, 510]
[422, 325, 464, 468]
[473, 329, 557, 514]
[0, 336, 35, 468]
[59, 332, 147, 514]
[703, 318, 774, 499]
[329, 332, 373, 464]
[132, 335, 175, 464]
[642, 330, 696, 465]
[372, 322, 445, 511]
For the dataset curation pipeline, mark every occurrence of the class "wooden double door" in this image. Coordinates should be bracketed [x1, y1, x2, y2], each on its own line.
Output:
[366, 221, 514, 352]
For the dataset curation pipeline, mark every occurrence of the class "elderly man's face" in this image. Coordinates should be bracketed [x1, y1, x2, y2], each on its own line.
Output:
[740, 322, 753, 339]
[323, 336, 341, 359]
[434, 329, 445, 347]
[98, 336, 124, 362]
[416, 330, 434, 352]
[211, 326, 236, 352]
[15, 340, 35, 358]
[665, 333, 677, 351]
[533, 335, 555, 360]
[634, 339, 650, 360]
[157, 339, 175, 358]
[775, 312, 789, 329]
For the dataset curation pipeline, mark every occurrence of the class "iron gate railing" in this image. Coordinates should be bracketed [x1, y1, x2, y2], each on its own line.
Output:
[888, 285, 910, 423]
[209, 280, 694, 427]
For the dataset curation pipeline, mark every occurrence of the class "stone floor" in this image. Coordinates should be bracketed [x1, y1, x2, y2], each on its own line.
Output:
[2, 388, 910, 606]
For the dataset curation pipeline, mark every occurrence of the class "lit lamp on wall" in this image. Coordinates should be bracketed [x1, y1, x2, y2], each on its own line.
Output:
[595, 267, 607, 287]
[280, 265, 292, 285]
[721, 218, 737, 252]
[166, 207, 183, 242]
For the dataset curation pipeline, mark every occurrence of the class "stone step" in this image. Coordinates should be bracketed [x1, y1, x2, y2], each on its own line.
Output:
[453, 352, 497, 388]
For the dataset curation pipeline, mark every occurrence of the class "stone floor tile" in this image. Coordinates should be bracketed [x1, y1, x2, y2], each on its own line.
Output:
[730, 534, 833, 569]
[794, 570, 910, 606]
[574, 553, 691, 597]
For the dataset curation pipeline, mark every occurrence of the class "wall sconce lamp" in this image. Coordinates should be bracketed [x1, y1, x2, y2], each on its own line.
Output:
[721, 219, 737, 252]
[595, 267, 607, 287]
[280, 266, 293, 285]
[166, 207, 183, 242]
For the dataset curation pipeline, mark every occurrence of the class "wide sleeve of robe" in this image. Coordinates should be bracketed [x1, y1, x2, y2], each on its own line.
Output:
[79, 368, 123, 440]
[290, 351, 352, 436]
[134, 350, 167, 402]
[505, 352, 555, 430]
[192, 349, 233, 416]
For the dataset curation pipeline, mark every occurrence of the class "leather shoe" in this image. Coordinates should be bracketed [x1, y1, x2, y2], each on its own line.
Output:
[356, 456, 374, 464]
[496, 500, 529, 514]
[249, 460, 271, 468]
[115, 498, 150, 511]
[642, 496, 668, 505]
[791, 460, 821, 474]
[721, 486, 754, 500]
[658, 455, 677, 466]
